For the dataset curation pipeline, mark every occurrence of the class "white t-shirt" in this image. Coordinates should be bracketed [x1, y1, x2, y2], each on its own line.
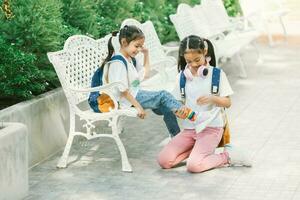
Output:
[103, 54, 144, 108]
[172, 66, 233, 128]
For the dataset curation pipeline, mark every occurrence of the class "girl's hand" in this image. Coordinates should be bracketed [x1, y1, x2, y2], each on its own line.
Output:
[140, 46, 149, 55]
[175, 106, 190, 119]
[137, 107, 146, 119]
[196, 95, 215, 105]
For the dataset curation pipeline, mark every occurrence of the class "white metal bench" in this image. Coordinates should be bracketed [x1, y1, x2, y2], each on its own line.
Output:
[47, 35, 138, 172]
[170, 3, 260, 78]
[239, 0, 289, 46]
[199, 0, 258, 37]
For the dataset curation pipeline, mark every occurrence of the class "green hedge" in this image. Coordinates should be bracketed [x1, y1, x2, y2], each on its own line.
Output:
[0, 36, 46, 105]
[0, 0, 241, 108]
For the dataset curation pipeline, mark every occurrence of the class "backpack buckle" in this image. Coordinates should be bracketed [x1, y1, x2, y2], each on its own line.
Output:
[212, 85, 218, 94]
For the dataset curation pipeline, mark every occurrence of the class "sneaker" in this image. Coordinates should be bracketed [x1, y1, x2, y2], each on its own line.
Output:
[224, 144, 252, 167]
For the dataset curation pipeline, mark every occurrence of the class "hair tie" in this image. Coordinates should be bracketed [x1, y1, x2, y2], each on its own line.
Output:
[111, 30, 119, 37]
[204, 40, 208, 50]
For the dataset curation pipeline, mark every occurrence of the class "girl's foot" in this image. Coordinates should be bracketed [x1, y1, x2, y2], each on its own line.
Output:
[224, 144, 252, 167]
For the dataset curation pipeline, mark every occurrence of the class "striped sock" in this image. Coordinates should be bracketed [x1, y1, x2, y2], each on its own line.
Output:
[186, 110, 196, 121]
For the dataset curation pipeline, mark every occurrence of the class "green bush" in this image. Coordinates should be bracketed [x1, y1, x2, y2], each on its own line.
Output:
[131, 0, 178, 43]
[0, 36, 46, 105]
[177, 0, 199, 6]
[0, 0, 64, 53]
[0, 0, 66, 89]
[62, 0, 99, 38]
[223, 0, 241, 16]
[95, 0, 136, 37]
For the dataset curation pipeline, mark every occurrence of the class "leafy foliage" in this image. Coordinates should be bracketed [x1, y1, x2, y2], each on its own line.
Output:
[62, 0, 99, 37]
[131, 0, 178, 43]
[223, 0, 241, 16]
[0, 0, 241, 108]
[0, 36, 46, 101]
[95, 0, 135, 37]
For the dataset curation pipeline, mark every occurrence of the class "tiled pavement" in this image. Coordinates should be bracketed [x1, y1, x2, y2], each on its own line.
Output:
[25, 42, 300, 200]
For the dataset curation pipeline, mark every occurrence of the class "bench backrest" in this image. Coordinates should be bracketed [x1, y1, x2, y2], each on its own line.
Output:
[200, 0, 232, 34]
[47, 35, 110, 105]
[169, 3, 211, 40]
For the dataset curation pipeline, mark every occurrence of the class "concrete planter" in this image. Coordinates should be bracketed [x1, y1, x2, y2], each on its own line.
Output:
[0, 123, 28, 200]
[0, 88, 69, 167]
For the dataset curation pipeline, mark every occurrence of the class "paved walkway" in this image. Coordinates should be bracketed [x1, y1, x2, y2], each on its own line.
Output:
[25, 41, 300, 200]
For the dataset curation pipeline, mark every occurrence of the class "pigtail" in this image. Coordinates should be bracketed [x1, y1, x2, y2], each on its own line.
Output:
[100, 31, 119, 69]
[177, 37, 188, 72]
[177, 55, 186, 72]
[204, 38, 216, 67]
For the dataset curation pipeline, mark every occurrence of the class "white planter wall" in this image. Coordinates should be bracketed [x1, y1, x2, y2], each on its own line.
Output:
[0, 88, 69, 167]
[0, 123, 28, 200]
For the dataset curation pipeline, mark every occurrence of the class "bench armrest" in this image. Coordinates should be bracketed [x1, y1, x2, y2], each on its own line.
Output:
[67, 82, 126, 112]
[68, 81, 126, 93]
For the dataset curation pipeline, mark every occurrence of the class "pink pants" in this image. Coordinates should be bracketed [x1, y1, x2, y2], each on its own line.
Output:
[157, 127, 229, 173]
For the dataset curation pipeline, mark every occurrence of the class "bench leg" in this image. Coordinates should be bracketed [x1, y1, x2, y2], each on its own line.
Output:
[57, 112, 75, 168]
[264, 20, 274, 46]
[117, 116, 125, 135]
[236, 53, 247, 78]
[57, 133, 75, 168]
[111, 117, 132, 172]
[279, 16, 288, 43]
[252, 42, 264, 65]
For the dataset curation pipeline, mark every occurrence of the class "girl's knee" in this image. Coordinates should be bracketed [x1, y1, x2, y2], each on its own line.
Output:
[159, 90, 170, 97]
[157, 151, 174, 169]
[157, 157, 173, 169]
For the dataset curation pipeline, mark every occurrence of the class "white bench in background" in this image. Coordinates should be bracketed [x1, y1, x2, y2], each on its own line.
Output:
[239, 0, 289, 46]
[47, 35, 138, 172]
[170, 3, 260, 78]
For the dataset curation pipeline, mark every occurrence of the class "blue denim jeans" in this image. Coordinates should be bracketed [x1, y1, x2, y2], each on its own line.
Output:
[136, 90, 182, 137]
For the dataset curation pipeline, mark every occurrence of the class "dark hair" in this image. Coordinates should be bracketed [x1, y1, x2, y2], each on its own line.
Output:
[177, 35, 216, 72]
[100, 25, 144, 68]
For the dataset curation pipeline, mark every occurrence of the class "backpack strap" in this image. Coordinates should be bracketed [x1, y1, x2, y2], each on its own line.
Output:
[109, 55, 137, 86]
[179, 71, 187, 102]
[110, 55, 128, 70]
[179, 67, 221, 101]
[211, 67, 221, 95]
[110, 55, 137, 69]
[91, 65, 103, 87]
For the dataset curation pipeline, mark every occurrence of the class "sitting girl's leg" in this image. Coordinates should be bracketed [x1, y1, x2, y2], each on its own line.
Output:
[136, 89, 195, 119]
[136, 90, 182, 136]
[152, 106, 180, 137]
[186, 127, 229, 173]
[157, 129, 195, 169]
[136, 90, 182, 111]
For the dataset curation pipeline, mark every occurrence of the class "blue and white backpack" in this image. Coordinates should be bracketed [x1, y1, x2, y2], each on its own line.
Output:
[88, 55, 136, 112]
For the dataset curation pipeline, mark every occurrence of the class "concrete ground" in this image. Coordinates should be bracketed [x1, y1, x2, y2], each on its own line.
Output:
[24, 41, 300, 200]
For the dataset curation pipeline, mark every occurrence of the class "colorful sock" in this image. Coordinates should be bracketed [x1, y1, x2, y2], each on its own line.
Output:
[175, 107, 198, 121]
[186, 109, 197, 121]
